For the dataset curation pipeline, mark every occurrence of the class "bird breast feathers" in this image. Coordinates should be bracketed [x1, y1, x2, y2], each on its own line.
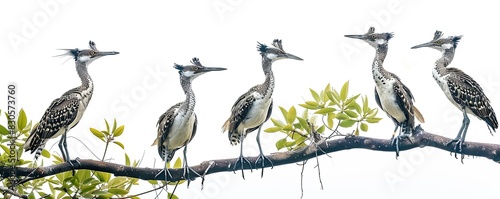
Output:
[166, 111, 196, 150]
[376, 82, 407, 122]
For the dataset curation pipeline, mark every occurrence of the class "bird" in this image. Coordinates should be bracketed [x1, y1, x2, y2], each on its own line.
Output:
[24, 41, 119, 169]
[222, 39, 303, 179]
[345, 27, 424, 158]
[152, 57, 226, 185]
[411, 30, 498, 161]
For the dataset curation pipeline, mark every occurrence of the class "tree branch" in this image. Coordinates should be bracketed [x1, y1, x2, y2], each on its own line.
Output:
[3, 125, 500, 185]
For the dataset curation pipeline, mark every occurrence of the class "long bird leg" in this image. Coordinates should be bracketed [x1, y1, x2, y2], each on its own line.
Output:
[447, 107, 470, 163]
[390, 125, 401, 159]
[182, 144, 200, 188]
[59, 129, 76, 175]
[255, 126, 274, 178]
[233, 135, 252, 179]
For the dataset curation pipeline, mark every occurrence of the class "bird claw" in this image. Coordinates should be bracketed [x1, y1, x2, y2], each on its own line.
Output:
[183, 165, 200, 188]
[67, 157, 80, 176]
[447, 139, 465, 163]
[155, 168, 172, 182]
[390, 134, 410, 159]
[255, 154, 274, 178]
[233, 155, 252, 180]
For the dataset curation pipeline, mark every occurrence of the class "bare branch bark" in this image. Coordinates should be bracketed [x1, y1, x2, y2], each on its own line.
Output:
[3, 125, 500, 185]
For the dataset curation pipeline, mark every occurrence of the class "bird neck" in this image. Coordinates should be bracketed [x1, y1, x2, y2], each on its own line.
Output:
[434, 49, 455, 76]
[76, 61, 93, 90]
[180, 77, 196, 116]
[261, 57, 275, 98]
[372, 44, 391, 83]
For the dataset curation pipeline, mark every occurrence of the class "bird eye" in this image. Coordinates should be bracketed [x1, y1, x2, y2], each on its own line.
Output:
[370, 35, 376, 39]
[89, 51, 96, 56]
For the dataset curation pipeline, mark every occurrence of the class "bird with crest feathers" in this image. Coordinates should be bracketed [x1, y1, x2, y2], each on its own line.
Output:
[24, 41, 119, 173]
[222, 39, 303, 179]
[345, 27, 425, 159]
[412, 31, 498, 162]
[152, 57, 226, 186]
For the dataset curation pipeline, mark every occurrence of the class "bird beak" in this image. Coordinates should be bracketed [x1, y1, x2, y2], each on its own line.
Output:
[96, 51, 120, 56]
[411, 42, 435, 49]
[283, 53, 303, 61]
[344, 34, 368, 40]
[199, 67, 227, 73]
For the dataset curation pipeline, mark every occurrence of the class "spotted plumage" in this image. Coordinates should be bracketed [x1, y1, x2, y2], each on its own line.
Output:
[23, 41, 118, 164]
[222, 39, 302, 179]
[346, 27, 424, 158]
[153, 57, 225, 184]
[412, 30, 498, 160]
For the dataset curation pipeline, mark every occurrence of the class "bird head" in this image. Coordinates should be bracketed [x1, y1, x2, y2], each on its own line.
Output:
[345, 27, 394, 48]
[411, 30, 462, 52]
[257, 39, 303, 62]
[56, 40, 119, 64]
[174, 57, 226, 80]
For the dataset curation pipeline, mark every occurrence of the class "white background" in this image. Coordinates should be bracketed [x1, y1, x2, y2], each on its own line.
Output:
[1, 1, 500, 198]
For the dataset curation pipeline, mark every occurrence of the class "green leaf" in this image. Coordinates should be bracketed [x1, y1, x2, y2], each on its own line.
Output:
[104, 119, 110, 134]
[354, 128, 360, 136]
[339, 119, 356, 128]
[301, 109, 309, 120]
[95, 171, 111, 182]
[108, 177, 128, 188]
[108, 188, 129, 195]
[316, 125, 325, 133]
[335, 113, 349, 120]
[92, 190, 113, 197]
[323, 84, 331, 102]
[282, 124, 293, 131]
[173, 157, 182, 168]
[360, 122, 368, 132]
[279, 106, 288, 119]
[17, 109, 27, 131]
[148, 180, 158, 185]
[344, 110, 359, 118]
[112, 119, 117, 133]
[113, 126, 125, 137]
[362, 95, 369, 114]
[41, 149, 51, 158]
[286, 106, 297, 124]
[304, 101, 319, 108]
[264, 126, 282, 133]
[366, 117, 383, 123]
[167, 193, 179, 199]
[314, 108, 335, 115]
[1, 145, 10, 153]
[296, 117, 310, 133]
[310, 88, 320, 102]
[326, 90, 339, 106]
[125, 153, 131, 166]
[0, 125, 9, 135]
[271, 118, 285, 128]
[275, 138, 287, 150]
[340, 81, 349, 101]
[89, 128, 104, 139]
[113, 141, 125, 149]
[327, 113, 335, 129]
[299, 103, 317, 110]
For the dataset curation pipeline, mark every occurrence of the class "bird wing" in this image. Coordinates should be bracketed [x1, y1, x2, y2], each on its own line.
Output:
[401, 81, 425, 123]
[188, 114, 198, 143]
[222, 87, 258, 133]
[155, 102, 182, 161]
[447, 68, 498, 130]
[24, 94, 80, 152]
[393, 81, 416, 129]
